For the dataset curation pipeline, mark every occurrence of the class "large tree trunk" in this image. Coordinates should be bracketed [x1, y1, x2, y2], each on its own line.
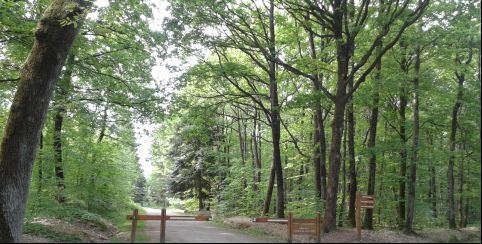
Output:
[404, 47, 420, 234]
[323, 0, 349, 230]
[0, 1, 90, 242]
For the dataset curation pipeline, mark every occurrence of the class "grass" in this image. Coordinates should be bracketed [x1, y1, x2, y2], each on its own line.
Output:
[23, 223, 84, 243]
[210, 218, 284, 243]
[109, 208, 150, 243]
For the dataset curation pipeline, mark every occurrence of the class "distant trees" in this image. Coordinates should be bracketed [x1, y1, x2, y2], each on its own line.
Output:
[158, 0, 480, 233]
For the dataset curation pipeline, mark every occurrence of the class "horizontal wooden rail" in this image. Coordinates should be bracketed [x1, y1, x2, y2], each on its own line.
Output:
[252, 217, 288, 223]
[127, 215, 211, 221]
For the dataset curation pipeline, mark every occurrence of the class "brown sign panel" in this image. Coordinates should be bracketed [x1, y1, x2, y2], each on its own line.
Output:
[292, 222, 316, 235]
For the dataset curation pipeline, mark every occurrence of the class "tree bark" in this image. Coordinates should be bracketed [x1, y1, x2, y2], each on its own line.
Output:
[37, 133, 44, 195]
[427, 136, 437, 218]
[307, 21, 327, 201]
[448, 69, 465, 229]
[347, 81, 357, 228]
[0, 0, 90, 241]
[263, 161, 276, 215]
[268, 0, 285, 218]
[404, 46, 420, 234]
[338, 117, 348, 227]
[364, 43, 381, 229]
[53, 105, 66, 203]
[397, 39, 410, 228]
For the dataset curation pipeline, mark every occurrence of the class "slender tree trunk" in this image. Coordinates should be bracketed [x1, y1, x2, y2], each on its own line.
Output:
[428, 136, 437, 218]
[307, 20, 326, 200]
[347, 81, 357, 228]
[364, 47, 381, 230]
[53, 106, 66, 203]
[263, 161, 276, 215]
[398, 40, 409, 228]
[338, 117, 348, 227]
[0, 1, 90, 241]
[37, 133, 44, 195]
[198, 169, 204, 211]
[268, 0, 284, 218]
[404, 47, 420, 234]
[448, 71, 465, 229]
[237, 117, 247, 189]
[458, 150, 465, 228]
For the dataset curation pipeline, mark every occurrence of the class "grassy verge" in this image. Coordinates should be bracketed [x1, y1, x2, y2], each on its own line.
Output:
[109, 208, 150, 243]
[23, 223, 84, 243]
[210, 218, 283, 243]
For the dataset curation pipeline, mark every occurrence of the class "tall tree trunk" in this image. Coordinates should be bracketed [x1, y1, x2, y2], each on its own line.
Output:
[398, 41, 409, 228]
[198, 169, 204, 211]
[37, 133, 44, 195]
[448, 69, 465, 229]
[0, 1, 90, 241]
[404, 46, 420, 234]
[263, 161, 276, 215]
[324, 0, 349, 230]
[53, 105, 66, 203]
[364, 46, 381, 230]
[458, 147, 465, 228]
[254, 109, 262, 185]
[307, 19, 326, 200]
[427, 136, 437, 218]
[347, 80, 357, 228]
[268, 0, 285, 218]
[338, 117, 348, 227]
[237, 117, 247, 189]
[53, 53, 74, 203]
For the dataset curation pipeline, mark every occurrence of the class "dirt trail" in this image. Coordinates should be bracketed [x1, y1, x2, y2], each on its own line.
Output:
[142, 208, 276, 243]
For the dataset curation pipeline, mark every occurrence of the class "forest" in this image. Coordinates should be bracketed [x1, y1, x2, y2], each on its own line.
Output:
[0, 0, 480, 243]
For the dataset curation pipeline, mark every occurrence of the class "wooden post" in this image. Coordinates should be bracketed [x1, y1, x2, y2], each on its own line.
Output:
[316, 212, 321, 243]
[356, 191, 362, 241]
[288, 212, 293, 243]
[130, 209, 138, 243]
[160, 208, 166, 243]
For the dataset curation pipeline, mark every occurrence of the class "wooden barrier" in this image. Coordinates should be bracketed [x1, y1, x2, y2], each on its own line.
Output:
[356, 191, 376, 241]
[127, 209, 210, 243]
[252, 212, 321, 243]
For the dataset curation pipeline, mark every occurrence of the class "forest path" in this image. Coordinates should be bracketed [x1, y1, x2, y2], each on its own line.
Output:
[142, 208, 275, 243]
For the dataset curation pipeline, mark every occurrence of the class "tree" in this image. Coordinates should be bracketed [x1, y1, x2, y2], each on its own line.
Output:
[0, 0, 91, 241]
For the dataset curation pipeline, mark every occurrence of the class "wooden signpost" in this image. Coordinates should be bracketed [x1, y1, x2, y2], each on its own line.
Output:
[127, 209, 210, 243]
[355, 191, 376, 241]
[253, 212, 322, 243]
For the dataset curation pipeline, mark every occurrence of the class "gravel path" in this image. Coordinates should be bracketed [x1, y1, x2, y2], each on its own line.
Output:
[142, 208, 275, 243]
